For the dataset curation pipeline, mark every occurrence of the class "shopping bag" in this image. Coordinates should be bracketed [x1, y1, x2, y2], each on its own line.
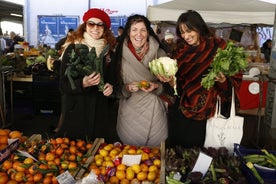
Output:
[204, 88, 244, 152]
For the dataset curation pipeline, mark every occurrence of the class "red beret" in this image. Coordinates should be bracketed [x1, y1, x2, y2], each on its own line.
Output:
[82, 8, 111, 28]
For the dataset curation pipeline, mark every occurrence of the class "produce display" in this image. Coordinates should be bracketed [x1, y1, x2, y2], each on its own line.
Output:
[1, 128, 275, 184]
[81, 142, 163, 183]
[0, 128, 93, 184]
[165, 146, 247, 184]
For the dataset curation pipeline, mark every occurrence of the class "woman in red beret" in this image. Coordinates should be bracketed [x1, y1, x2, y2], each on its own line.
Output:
[57, 8, 119, 142]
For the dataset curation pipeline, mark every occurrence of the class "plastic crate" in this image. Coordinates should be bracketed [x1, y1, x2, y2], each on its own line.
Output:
[234, 143, 276, 184]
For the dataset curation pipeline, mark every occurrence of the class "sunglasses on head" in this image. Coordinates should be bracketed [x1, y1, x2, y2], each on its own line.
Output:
[86, 21, 105, 28]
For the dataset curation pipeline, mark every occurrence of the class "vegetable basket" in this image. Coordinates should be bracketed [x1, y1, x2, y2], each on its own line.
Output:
[234, 143, 276, 184]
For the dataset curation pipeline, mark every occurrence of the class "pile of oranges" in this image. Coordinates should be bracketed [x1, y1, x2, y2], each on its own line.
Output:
[86, 143, 162, 184]
[0, 129, 93, 184]
[0, 129, 26, 150]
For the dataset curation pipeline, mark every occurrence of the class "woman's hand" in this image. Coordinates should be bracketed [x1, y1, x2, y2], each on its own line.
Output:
[156, 74, 175, 87]
[140, 82, 158, 92]
[215, 72, 226, 83]
[82, 72, 101, 88]
[126, 82, 139, 93]
[103, 83, 113, 96]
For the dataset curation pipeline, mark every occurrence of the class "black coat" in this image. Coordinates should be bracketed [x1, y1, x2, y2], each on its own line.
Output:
[57, 44, 119, 142]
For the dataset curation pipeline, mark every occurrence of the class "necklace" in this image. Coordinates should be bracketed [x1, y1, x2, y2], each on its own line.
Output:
[135, 47, 142, 54]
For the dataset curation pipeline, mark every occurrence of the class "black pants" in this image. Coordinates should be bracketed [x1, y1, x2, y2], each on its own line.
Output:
[167, 104, 207, 148]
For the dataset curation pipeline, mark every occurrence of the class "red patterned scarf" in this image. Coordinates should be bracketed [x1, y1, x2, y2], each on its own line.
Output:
[174, 37, 241, 120]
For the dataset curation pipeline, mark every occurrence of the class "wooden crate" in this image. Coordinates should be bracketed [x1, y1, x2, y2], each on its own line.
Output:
[73, 138, 105, 180]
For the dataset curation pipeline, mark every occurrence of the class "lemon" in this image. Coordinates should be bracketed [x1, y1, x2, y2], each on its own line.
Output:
[120, 178, 130, 184]
[95, 158, 103, 166]
[99, 149, 109, 157]
[141, 152, 149, 161]
[104, 156, 112, 161]
[105, 160, 114, 167]
[104, 144, 114, 151]
[117, 164, 127, 171]
[94, 154, 103, 160]
[137, 171, 147, 181]
[153, 159, 161, 167]
[128, 149, 137, 154]
[149, 165, 158, 172]
[110, 149, 120, 157]
[126, 167, 135, 180]
[131, 164, 141, 174]
[136, 149, 143, 154]
[147, 171, 157, 181]
[116, 170, 126, 180]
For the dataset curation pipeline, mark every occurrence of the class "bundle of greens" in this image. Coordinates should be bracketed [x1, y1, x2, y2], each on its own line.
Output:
[201, 41, 248, 90]
[65, 44, 109, 91]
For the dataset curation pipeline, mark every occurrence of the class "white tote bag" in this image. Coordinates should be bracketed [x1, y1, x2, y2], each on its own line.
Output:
[204, 88, 244, 151]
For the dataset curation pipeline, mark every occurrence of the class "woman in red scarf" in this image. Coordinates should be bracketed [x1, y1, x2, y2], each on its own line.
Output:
[160, 10, 242, 148]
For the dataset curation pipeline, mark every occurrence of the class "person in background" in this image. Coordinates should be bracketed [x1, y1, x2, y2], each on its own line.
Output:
[157, 10, 242, 148]
[116, 26, 124, 42]
[161, 29, 175, 57]
[261, 39, 272, 63]
[115, 14, 168, 146]
[57, 8, 119, 142]
[55, 28, 74, 55]
[7, 31, 24, 53]
[0, 34, 7, 55]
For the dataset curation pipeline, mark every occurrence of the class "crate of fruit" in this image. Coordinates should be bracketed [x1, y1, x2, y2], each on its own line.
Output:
[74, 138, 165, 183]
[234, 143, 276, 184]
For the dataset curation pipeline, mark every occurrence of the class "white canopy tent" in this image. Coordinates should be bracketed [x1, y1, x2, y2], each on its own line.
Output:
[147, 0, 275, 25]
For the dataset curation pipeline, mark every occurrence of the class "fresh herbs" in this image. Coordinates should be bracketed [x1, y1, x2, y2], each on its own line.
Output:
[65, 44, 109, 91]
[201, 41, 248, 90]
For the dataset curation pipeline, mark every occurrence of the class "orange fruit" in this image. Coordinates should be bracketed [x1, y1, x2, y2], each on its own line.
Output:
[33, 173, 43, 183]
[42, 176, 52, 184]
[76, 139, 85, 148]
[45, 152, 55, 161]
[6, 180, 19, 184]
[120, 178, 130, 184]
[139, 80, 150, 89]
[0, 172, 9, 184]
[24, 157, 34, 165]
[9, 130, 22, 139]
[14, 171, 25, 182]
[2, 159, 13, 171]
[0, 129, 9, 136]
[109, 176, 120, 184]
[55, 146, 64, 156]
[68, 162, 77, 170]
[0, 135, 8, 144]
[55, 137, 64, 144]
[13, 161, 25, 172]
[69, 145, 77, 154]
